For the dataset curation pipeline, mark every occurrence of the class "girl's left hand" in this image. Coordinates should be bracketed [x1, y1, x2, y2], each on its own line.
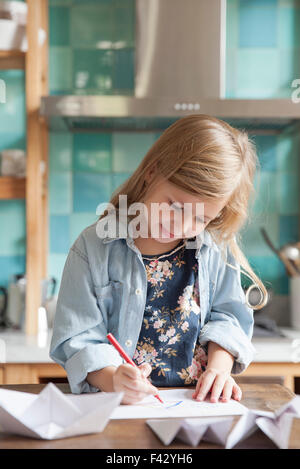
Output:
[192, 367, 242, 403]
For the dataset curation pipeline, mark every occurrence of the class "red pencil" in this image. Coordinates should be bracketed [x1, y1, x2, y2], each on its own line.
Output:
[107, 333, 164, 404]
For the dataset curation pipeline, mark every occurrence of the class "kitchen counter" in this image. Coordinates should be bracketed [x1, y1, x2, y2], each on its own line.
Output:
[0, 327, 300, 364]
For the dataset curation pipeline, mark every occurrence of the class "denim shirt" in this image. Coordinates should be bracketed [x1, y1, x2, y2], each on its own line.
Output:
[50, 217, 256, 394]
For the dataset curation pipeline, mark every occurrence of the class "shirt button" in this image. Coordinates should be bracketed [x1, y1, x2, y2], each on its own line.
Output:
[125, 339, 132, 347]
[135, 288, 141, 295]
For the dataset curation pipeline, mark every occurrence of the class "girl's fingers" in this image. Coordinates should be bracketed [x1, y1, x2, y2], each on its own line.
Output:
[194, 371, 216, 401]
[210, 374, 227, 402]
[232, 383, 242, 401]
[221, 379, 234, 402]
[192, 374, 203, 398]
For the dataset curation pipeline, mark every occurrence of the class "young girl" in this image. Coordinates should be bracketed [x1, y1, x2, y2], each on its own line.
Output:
[50, 114, 267, 405]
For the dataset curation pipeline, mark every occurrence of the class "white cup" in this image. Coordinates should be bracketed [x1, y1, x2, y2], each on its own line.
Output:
[290, 277, 300, 330]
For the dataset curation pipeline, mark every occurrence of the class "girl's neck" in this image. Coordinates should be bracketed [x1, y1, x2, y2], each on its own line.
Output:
[133, 236, 184, 256]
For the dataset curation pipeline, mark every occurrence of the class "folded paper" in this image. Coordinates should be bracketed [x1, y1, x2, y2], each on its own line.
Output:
[226, 395, 300, 449]
[146, 395, 300, 449]
[147, 416, 235, 446]
[0, 383, 123, 440]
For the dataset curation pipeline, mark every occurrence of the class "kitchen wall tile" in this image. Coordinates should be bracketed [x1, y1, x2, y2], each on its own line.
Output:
[112, 132, 156, 172]
[236, 49, 280, 98]
[0, 201, 25, 256]
[49, 47, 73, 94]
[49, 6, 70, 47]
[73, 49, 113, 94]
[277, 131, 299, 171]
[252, 171, 279, 214]
[248, 255, 289, 295]
[70, 2, 114, 49]
[73, 133, 111, 172]
[0, 255, 26, 288]
[112, 172, 132, 193]
[0, 71, 26, 137]
[70, 212, 99, 245]
[49, 132, 72, 172]
[278, 172, 299, 213]
[254, 135, 277, 171]
[238, 0, 278, 48]
[278, 47, 300, 97]
[73, 172, 112, 213]
[48, 252, 68, 293]
[49, 171, 72, 215]
[240, 212, 279, 257]
[278, 3, 300, 48]
[113, 48, 135, 93]
[114, 0, 135, 47]
[279, 214, 299, 245]
[50, 215, 70, 253]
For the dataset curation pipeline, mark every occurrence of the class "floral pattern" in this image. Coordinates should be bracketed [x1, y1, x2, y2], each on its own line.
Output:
[133, 242, 208, 386]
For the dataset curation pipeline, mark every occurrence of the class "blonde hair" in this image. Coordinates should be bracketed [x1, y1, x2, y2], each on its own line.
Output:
[99, 114, 268, 310]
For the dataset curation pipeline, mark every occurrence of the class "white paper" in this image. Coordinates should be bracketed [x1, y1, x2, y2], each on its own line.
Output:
[110, 388, 248, 420]
[226, 395, 300, 449]
[0, 383, 123, 440]
[147, 416, 235, 446]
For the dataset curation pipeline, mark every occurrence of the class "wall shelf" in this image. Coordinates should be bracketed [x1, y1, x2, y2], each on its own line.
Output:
[0, 177, 26, 199]
[0, 50, 25, 70]
[0, 1, 49, 336]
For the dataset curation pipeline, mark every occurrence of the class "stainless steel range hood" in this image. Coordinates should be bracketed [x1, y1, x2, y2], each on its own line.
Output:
[40, 0, 300, 133]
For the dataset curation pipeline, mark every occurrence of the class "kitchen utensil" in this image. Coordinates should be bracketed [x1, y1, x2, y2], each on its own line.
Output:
[6, 274, 57, 329]
[260, 228, 299, 277]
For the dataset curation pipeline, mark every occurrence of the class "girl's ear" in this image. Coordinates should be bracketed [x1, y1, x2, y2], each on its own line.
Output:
[144, 163, 157, 185]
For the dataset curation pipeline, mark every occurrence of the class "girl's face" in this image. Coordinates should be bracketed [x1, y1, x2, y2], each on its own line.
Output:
[142, 176, 228, 244]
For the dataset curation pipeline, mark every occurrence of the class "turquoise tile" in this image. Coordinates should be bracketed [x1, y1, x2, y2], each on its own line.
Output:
[48, 252, 68, 294]
[113, 48, 135, 93]
[0, 255, 26, 288]
[49, 133, 72, 171]
[278, 48, 300, 97]
[0, 71, 26, 135]
[225, 48, 237, 98]
[247, 255, 288, 294]
[254, 135, 277, 171]
[226, 0, 239, 49]
[278, 4, 300, 48]
[0, 201, 25, 256]
[50, 215, 70, 253]
[278, 172, 299, 214]
[277, 132, 299, 172]
[49, 6, 70, 47]
[240, 212, 279, 257]
[0, 135, 26, 152]
[279, 214, 299, 245]
[253, 171, 279, 214]
[236, 49, 280, 98]
[49, 171, 72, 215]
[73, 172, 112, 212]
[112, 172, 132, 192]
[70, 212, 98, 245]
[49, 47, 73, 94]
[73, 49, 113, 94]
[114, 0, 135, 47]
[112, 133, 156, 172]
[239, 0, 278, 48]
[70, 2, 114, 48]
[73, 133, 111, 172]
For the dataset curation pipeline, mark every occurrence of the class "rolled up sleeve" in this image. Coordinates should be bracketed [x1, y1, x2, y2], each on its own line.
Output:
[198, 246, 256, 374]
[50, 243, 123, 394]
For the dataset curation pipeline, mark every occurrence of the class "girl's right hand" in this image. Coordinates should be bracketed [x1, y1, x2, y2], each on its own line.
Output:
[112, 362, 159, 404]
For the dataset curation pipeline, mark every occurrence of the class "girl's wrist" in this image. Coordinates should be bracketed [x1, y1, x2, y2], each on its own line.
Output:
[206, 341, 234, 374]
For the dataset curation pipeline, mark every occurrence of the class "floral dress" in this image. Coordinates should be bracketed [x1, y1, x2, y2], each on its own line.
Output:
[133, 240, 208, 386]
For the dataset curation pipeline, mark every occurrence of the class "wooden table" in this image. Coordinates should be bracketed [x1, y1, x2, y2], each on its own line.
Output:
[0, 382, 299, 450]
